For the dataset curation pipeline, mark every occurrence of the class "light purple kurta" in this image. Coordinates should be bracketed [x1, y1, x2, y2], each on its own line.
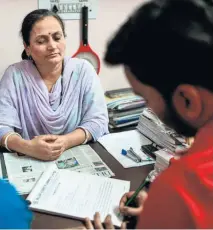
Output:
[0, 57, 109, 141]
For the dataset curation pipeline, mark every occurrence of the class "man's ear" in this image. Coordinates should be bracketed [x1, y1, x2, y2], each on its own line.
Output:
[172, 84, 202, 123]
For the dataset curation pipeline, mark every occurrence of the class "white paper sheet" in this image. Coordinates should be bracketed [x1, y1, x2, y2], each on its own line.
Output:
[27, 165, 130, 227]
[98, 130, 155, 168]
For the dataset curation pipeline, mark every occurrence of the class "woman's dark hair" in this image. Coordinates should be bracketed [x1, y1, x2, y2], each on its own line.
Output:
[21, 9, 66, 60]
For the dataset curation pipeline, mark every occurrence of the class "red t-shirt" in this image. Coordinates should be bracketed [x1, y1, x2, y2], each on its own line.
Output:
[137, 123, 213, 229]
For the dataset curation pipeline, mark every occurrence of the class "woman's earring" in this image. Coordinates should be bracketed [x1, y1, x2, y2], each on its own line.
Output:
[28, 55, 32, 60]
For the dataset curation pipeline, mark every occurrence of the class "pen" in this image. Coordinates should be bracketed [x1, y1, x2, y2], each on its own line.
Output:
[121, 149, 140, 163]
[129, 147, 142, 162]
[129, 147, 154, 162]
[117, 172, 151, 218]
[125, 170, 157, 207]
[122, 148, 153, 163]
[125, 178, 149, 207]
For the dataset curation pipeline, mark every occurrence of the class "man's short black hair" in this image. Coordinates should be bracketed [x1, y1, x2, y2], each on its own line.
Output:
[104, 0, 213, 98]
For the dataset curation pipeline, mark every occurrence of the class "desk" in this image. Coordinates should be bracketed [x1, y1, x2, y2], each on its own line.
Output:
[0, 142, 153, 229]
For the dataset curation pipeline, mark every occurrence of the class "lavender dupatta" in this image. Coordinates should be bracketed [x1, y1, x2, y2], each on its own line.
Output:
[0, 57, 109, 140]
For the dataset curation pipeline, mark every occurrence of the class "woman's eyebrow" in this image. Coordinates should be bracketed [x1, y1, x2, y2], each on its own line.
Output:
[35, 31, 62, 38]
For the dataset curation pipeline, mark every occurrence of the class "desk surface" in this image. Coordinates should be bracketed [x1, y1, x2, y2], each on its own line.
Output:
[1, 142, 153, 229]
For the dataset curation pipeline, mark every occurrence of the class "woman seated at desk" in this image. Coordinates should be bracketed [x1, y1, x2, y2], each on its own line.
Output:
[0, 9, 108, 161]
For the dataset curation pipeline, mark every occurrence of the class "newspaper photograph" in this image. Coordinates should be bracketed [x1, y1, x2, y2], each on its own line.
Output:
[3, 145, 114, 194]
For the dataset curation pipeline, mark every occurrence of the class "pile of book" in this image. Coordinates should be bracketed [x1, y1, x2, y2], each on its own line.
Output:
[137, 108, 187, 153]
[154, 148, 175, 172]
[105, 88, 146, 129]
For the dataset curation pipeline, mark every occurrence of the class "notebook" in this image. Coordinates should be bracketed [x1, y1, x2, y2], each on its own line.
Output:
[105, 88, 133, 98]
[27, 165, 130, 227]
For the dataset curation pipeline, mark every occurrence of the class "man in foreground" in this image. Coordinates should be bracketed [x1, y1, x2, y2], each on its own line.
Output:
[85, 0, 213, 228]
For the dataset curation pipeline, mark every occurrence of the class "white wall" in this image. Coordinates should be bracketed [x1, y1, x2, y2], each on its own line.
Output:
[0, 0, 144, 90]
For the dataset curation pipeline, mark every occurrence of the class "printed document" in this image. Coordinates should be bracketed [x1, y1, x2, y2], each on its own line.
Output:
[4, 145, 114, 194]
[98, 130, 155, 168]
[27, 165, 130, 227]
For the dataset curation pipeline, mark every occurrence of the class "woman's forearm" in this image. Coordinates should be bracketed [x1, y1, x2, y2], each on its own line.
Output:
[63, 128, 92, 150]
[1, 128, 92, 155]
[1, 134, 31, 155]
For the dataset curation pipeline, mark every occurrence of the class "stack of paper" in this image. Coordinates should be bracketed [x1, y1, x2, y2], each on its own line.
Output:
[154, 149, 175, 172]
[137, 108, 187, 152]
[27, 165, 130, 227]
[106, 94, 146, 129]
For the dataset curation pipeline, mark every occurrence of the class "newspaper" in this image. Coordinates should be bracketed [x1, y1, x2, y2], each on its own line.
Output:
[3, 145, 114, 195]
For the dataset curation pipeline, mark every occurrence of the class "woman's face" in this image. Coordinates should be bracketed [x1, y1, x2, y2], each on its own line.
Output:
[25, 16, 66, 67]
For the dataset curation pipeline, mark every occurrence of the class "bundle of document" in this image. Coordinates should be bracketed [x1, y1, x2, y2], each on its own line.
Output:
[154, 148, 175, 172]
[106, 94, 146, 129]
[137, 108, 187, 152]
[27, 165, 130, 227]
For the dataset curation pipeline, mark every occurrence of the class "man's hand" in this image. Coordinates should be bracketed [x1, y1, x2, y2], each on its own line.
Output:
[84, 212, 126, 229]
[119, 191, 148, 216]
[27, 135, 64, 161]
[83, 191, 148, 229]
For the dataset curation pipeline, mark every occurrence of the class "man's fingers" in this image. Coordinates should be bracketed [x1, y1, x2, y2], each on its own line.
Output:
[119, 191, 138, 214]
[84, 217, 94, 229]
[119, 191, 136, 209]
[119, 191, 147, 216]
[121, 206, 142, 216]
[125, 191, 136, 198]
[137, 191, 148, 206]
[121, 221, 127, 229]
[104, 215, 114, 229]
[119, 195, 127, 210]
[70, 227, 86, 230]
[94, 212, 103, 229]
